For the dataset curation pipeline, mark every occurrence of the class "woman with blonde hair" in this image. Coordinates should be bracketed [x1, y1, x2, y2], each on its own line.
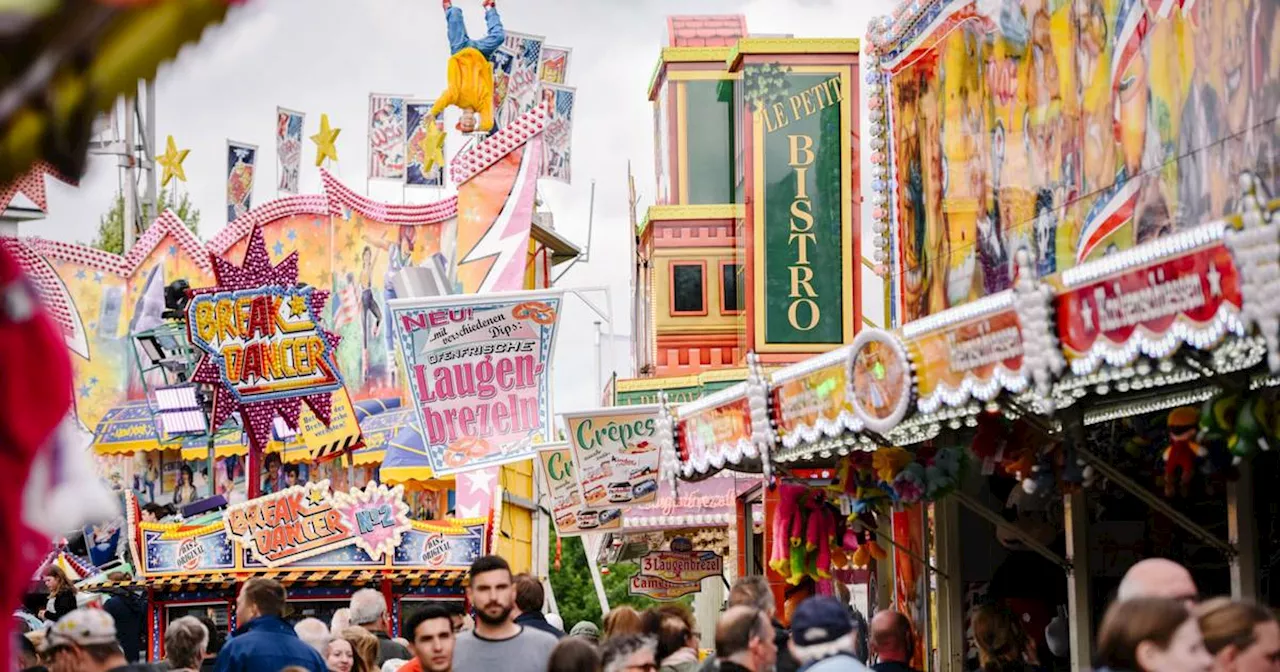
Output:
[342, 626, 379, 672]
[39, 566, 77, 623]
[972, 603, 1036, 672]
[1195, 597, 1280, 671]
[1095, 597, 1213, 672]
[604, 606, 644, 642]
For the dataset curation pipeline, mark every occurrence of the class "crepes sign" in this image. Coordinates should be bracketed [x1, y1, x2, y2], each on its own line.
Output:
[223, 480, 411, 567]
[537, 443, 622, 537]
[562, 406, 661, 510]
[391, 290, 562, 475]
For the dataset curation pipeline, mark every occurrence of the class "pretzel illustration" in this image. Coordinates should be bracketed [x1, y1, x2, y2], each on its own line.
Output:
[512, 301, 556, 325]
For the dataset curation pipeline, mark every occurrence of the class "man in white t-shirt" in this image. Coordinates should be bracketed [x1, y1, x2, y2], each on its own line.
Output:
[452, 556, 557, 672]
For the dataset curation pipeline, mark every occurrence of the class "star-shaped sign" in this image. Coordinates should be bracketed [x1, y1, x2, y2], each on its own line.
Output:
[157, 135, 190, 187]
[187, 226, 344, 452]
[311, 113, 341, 167]
[419, 119, 447, 173]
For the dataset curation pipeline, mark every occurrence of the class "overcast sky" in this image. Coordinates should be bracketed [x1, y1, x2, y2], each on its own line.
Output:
[26, 0, 896, 415]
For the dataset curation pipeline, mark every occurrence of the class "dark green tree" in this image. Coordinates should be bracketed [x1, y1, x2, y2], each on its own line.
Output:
[90, 188, 200, 255]
[549, 531, 694, 629]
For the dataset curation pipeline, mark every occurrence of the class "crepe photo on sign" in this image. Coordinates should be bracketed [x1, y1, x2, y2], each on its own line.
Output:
[538, 443, 622, 537]
[390, 290, 562, 476]
[562, 405, 661, 511]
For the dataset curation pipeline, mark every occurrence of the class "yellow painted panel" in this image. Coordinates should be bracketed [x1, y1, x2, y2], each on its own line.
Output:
[496, 461, 535, 573]
[653, 248, 741, 332]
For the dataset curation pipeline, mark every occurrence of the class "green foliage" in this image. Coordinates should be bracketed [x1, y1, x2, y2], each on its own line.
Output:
[90, 188, 201, 255]
[549, 530, 694, 629]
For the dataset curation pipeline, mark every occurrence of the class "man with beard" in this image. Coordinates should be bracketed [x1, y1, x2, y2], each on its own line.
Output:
[453, 556, 557, 672]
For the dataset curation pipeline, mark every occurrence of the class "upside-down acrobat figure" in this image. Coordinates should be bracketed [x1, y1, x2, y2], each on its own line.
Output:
[431, 0, 504, 133]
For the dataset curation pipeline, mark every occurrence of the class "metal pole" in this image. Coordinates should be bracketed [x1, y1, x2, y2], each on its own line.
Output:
[1064, 490, 1093, 672]
[143, 79, 157, 222]
[1227, 461, 1259, 599]
[122, 97, 137, 253]
[581, 533, 611, 615]
[953, 491, 1070, 569]
[594, 320, 603, 400]
[934, 498, 963, 672]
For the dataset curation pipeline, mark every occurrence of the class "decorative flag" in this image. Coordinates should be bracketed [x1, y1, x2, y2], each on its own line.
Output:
[540, 46, 571, 84]
[538, 443, 623, 537]
[390, 289, 563, 476]
[406, 100, 445, 188]
[562, 405, 661, 510]
[540, 84, 575, 183]
[495, 32, 546, 129]
[491, 48, 516, 129]
[156, 135, 189, 188]
[226, 141, 257, 222]
[311, 113, 341, 167]
[368, 94, 407, 180]
[276, 107, 304, 194]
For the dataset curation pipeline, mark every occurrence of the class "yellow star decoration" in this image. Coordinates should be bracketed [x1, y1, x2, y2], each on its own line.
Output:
[156, 135, 190, 187]
[307, 487, 326, 506]
[289, 294, 308, 318]
[419, 118, 447, 173]
[311, 113, 341, 167]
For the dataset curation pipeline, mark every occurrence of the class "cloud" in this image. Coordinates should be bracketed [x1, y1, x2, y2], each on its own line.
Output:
[25, 0, 893, 416]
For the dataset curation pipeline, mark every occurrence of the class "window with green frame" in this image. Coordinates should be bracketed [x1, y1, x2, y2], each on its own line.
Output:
[684, 79, 737, 205]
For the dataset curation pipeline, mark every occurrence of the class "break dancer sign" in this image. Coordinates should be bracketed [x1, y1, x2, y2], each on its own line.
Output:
[391, 290, 562, 475]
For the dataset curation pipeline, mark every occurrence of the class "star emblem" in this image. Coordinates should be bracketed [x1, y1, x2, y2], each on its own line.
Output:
[419, 119, 447, 173]
[310, 113, 341, 167]
[156, 135, 190, 187]
[289, 295, 308, 318]
[1080, 299, 1095, 332]
[1206, 262, 1223, 298]
[307, 488, 326, 506]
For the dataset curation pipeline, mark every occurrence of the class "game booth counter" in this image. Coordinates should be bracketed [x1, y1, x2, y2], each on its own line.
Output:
[653, 180, 1280, 671]
[92, 484, 487, 661]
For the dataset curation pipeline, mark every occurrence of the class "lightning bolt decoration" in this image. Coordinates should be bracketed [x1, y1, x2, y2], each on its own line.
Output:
[454, 106, 550, 294]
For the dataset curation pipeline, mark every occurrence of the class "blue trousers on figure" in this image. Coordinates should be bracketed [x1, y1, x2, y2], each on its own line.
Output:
[446, 6, 505, 59]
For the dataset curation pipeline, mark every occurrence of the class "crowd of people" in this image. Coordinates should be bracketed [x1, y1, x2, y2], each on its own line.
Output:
[12, 554, 1280, 672]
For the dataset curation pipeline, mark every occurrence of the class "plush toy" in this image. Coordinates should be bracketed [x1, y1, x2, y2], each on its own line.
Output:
[847, 512, 888, 568]
[925, 447, 965, 499]
[892, 462, 926, 504]
[1230, 394, 1272, 459]
[1198, 394, 1241, 475]
[1163, 406, 1205, 497]
[971, 412, 1009, 470]
[769, 483, 803, 577]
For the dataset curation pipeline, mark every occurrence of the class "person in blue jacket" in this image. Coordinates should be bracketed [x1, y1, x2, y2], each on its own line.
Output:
[215, 578, 326, 672]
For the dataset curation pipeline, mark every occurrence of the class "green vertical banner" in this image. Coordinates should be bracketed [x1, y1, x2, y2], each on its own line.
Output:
[757, 72, 846, 346]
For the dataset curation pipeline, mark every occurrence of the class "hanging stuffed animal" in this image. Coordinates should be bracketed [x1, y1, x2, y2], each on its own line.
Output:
[769, 483, 803, 578]
[971, 412, 1009, 472]
[1198, 393, 1241, 476]
[1230, 393, 1273, 460]
[1163, 406, 1205, 497]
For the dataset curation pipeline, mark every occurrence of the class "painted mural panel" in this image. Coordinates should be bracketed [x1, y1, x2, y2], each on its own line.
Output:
[329, 208, 444, 400]
[56, 257, 129, 431]
[883, 0, 1280, 322]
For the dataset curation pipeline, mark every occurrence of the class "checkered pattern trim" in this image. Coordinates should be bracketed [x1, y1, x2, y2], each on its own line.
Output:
[207, 194, 331, 254]
[322, 169, 457, 224]
[450, 104, 550, 186]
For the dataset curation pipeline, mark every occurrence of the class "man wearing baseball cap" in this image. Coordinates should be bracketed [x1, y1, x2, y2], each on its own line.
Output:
[42, 607, 154, 672]
[788, 597, 873, 672]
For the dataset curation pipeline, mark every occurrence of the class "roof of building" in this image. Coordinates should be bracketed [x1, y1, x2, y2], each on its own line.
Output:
[667, 15, 748, 47]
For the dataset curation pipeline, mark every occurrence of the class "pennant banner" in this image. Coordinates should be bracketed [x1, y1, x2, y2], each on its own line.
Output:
[538, 443, 622, 537]
[390, 289, 562, 476]
[368, 94, 407, 180]
[276, 108, 304, 194]
[406, 100, 445, 188]
[226, 141, 257, 222]
[540, 84, 575, 183]
[495, 32, 545, 129]
[540, 46, 571, 84]
[562, 405, 660, 511]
